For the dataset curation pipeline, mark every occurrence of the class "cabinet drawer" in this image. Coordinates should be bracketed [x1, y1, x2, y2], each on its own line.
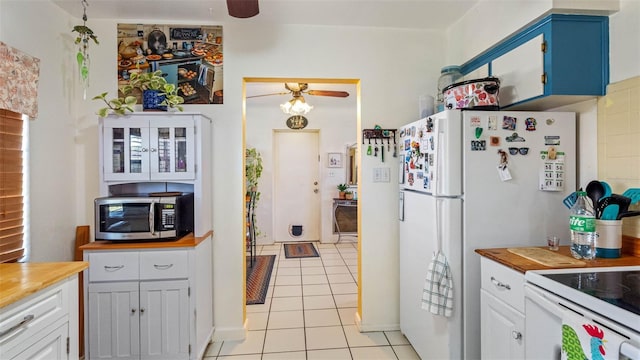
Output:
[0, 281, 68, 353]
[140, 250, 188, 280]
[480, 257, 525, 312]
[88, 252, 139, 282]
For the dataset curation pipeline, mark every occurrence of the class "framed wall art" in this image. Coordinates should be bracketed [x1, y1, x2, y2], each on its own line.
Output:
[117, 23, 224, 104]
[328, 153, 343, 168]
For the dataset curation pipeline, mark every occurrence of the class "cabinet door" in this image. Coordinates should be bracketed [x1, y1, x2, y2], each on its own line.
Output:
[88, 282, 140, 360]
[491, 34, 544, 108]
[139, 280, 190, 360]
[103, 122, 151, 181]
[148, 119, 195, 181]
[480, 289, 525, 359]
[9, 322, 68, 360]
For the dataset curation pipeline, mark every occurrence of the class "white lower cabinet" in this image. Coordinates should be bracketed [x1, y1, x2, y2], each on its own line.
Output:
[84, 237, 213, 360]
[480, 257, 525, 360]
[0, 276, 79, 360]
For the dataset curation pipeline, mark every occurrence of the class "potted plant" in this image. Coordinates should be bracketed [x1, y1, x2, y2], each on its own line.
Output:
[337, 183, 348, 199]
[121, 70, 184, 112]
[93, 70, 184, 117]
[344, 190, 354, 200]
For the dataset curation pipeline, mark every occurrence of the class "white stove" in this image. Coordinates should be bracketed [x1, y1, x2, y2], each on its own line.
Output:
[524, 266, 640, 359]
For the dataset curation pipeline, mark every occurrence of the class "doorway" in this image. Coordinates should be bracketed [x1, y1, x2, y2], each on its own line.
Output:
[243, 77, 361, 321]
[273, 130, 320, 242]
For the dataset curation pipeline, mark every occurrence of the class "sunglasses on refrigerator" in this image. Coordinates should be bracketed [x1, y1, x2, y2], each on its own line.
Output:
[508, 147, 529, 155]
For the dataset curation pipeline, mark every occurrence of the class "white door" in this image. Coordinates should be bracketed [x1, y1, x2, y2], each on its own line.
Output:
[480, 290, 525, 359]
[273, 131, 320, 242]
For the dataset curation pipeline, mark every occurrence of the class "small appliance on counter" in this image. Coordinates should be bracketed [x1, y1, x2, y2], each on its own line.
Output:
[94, 192, 194, 241]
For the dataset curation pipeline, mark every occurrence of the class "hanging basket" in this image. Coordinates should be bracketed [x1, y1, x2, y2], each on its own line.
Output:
[142, 89, 167, 111]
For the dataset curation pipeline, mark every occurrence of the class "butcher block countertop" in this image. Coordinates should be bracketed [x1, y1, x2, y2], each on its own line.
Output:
[0, 261, 88, 308]
[476, 246, 640, 273]
[80, 230, 213, 251]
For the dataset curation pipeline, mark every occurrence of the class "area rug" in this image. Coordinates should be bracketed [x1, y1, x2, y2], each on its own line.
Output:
[246, 255, 275, 305]
[284, 242, 320, 259]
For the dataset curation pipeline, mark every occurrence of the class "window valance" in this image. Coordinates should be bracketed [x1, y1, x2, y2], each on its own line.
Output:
[0, 42, 40, 118]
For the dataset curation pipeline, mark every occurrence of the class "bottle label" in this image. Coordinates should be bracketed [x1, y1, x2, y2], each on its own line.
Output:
[569, 215, 595, 232]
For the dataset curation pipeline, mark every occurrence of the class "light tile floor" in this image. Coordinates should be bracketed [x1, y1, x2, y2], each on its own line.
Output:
[204, 241, 419, 360]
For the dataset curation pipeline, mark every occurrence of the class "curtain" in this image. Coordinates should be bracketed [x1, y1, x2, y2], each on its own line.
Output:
[0, 41, 41, 118]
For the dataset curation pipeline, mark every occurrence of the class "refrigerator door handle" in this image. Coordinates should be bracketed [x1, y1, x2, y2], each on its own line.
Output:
[432, 118, 443, 197]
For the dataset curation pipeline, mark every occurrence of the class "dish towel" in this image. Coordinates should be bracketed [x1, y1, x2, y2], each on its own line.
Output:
[561, 308, 627, 360]
[421, 250, 453, 317]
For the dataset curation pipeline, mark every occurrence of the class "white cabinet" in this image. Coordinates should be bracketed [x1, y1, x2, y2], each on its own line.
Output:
[83, 237, 213, 360]
[0, 275, 79, 360]
[461, 14, 609, 110]
[101, 116, 195, 182]
[480, 257, 525, 360]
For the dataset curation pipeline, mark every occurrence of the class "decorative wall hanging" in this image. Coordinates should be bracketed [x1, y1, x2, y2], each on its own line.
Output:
[285, 115, 308, 130]
[73, 0, 99, 99]
[0, 42, 41, 118]
[116, 23, 223, 105]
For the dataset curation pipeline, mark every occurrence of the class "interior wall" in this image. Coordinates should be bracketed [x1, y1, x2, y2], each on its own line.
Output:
[246, 86, 357, 245]
[2, 1, 445, 337]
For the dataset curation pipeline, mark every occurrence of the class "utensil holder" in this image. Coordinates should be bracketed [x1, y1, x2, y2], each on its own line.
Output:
[595, 219, 622, 258]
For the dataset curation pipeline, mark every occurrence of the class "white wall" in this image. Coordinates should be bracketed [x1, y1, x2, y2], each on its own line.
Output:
[246, 86, 357, 244]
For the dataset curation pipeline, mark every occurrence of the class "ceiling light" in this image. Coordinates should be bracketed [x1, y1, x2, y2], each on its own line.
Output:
[280, 95, 313, 115]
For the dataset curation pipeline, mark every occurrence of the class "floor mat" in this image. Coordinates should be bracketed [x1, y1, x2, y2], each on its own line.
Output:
[284, 242, 320, 258]
[246, 255, 275, 305]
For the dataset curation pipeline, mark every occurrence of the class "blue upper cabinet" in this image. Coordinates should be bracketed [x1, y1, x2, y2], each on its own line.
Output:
[460, 14, 609, 110]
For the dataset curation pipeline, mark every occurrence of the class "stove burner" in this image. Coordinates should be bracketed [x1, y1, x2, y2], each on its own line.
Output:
[544, 271, 640, 317]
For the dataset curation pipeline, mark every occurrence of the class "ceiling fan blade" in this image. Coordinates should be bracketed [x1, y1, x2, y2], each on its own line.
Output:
[307, 90, 350, 97]
[246, 91, 289, 99]
[227, 0, 259, 18]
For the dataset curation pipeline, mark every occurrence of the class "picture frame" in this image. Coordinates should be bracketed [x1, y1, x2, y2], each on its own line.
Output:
[328, 153, 342, 168]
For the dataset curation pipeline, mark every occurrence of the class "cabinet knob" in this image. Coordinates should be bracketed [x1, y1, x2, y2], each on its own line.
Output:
[150, 148, 157, 153]
[140, 308, 145, 314]
[512, 331, 522, 340]
[131, 308, 136, 314]
[141, 148, 148, 152]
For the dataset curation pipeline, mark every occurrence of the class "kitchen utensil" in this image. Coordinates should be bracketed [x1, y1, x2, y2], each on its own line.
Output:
[585, 180, 605, 215]
[443, 77, 500, 110]
[617, 210, 640, 220]
[597, 194, 631, 220]
[621, 188, 640, 205]
[601, 181, 612, 197]
[563, 191, 579, 209]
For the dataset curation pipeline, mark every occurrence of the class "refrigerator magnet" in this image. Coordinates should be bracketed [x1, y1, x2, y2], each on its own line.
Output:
[470, 116, 481, 127]
[502, 116, 517, 130]
[488, 116, 498, 130]
[471, 140, 486, 151]
[490, 136, 500, 146]
[525, 117, 537, 131]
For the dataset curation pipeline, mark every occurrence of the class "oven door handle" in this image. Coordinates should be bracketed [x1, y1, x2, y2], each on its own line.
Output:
[525, 284, 566, 317]
[621, 342, 640, 359]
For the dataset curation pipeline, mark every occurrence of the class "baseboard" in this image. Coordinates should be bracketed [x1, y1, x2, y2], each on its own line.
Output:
[195, 327, 215, 359]
[354, 312, 400, 332]
[211, 325, 246, 342]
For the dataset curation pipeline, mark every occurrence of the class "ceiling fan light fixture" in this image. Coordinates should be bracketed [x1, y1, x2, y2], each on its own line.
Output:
[280, 95, 313, 115]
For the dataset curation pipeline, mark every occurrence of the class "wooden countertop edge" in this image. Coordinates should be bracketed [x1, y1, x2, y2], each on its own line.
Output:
[0, 261, 89, 308]
[475, 246, 640, 273]
[79, 230, 214, 251]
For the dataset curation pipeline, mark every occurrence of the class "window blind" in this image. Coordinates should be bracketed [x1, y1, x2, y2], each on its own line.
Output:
[0, 109, 25, 263]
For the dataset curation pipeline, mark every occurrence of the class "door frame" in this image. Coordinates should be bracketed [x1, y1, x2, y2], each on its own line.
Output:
[242, 77, 362, 320]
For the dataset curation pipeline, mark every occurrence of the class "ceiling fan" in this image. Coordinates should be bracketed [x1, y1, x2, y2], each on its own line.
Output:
[227, 0, 260, 18]
[247, 83, 350, 115]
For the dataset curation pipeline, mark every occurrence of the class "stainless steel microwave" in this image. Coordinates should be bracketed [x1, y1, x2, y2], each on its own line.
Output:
[95, 193, 194, 241]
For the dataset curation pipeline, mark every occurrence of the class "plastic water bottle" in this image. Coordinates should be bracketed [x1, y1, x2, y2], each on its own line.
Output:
[569, 191, 597, 260]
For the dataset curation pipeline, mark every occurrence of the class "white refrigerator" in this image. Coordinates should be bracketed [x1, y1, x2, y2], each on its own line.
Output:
[398, 109, 576, 359]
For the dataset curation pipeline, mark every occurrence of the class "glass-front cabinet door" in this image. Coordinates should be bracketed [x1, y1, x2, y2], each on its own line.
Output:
[149, 118, 195, 180]
[103, 119, 150, 181]
[102, 116, 195, 181]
